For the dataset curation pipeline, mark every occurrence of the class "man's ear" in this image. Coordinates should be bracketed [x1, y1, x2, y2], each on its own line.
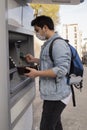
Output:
[43, 25, 48, 30]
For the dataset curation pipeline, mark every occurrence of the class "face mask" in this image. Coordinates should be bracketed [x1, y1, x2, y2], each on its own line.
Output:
[36, 32, 46, 41]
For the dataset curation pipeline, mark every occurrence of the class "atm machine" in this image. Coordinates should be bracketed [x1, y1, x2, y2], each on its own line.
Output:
[8, 29, 35, 130]
[8, 0, 36, 130]
[0, 0, 36, 130]
[0, 0, 84, 130]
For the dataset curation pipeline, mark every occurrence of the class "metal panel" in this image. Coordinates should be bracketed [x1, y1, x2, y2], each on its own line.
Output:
[15, 0, 32, 5]
[14, 0, 84, 4]
[30, 0, 84, 4]
[8, 24, 35, 130]
[52, 0, 70, 3]
[52, 0, 81, 4]
[11, 84, 35, 129]
[0, 0, 10, 130]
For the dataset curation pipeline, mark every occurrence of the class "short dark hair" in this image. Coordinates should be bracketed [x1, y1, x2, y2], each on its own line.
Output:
[31, 15, 54, 30]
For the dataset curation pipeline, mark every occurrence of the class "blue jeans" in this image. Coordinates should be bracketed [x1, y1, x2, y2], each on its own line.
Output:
[40, 100, 66, 130]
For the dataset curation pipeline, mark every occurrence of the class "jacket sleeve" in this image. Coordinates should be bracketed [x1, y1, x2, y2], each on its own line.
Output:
[52, 39, 71, 78]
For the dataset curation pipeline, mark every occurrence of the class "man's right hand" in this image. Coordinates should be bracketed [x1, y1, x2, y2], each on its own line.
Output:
[25, 54, 35, 63]
[25, 54, 39, 64]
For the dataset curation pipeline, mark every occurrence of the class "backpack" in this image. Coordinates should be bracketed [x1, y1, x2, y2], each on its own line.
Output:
[49, 37, 84, 107]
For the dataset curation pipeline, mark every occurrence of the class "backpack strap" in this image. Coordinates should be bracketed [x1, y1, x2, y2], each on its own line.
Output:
[71, 85, 76, 107]
[49, 37, 70, 62]
[49, 37, 64, 62]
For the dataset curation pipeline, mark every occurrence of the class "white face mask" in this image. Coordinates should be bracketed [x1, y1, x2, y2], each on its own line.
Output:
[36, 32, 46, 41]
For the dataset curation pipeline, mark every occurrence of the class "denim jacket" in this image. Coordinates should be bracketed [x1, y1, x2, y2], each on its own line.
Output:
[39, 33, 71, 101]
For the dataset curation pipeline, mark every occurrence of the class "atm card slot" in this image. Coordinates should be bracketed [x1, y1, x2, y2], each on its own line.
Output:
[10, 68, 17, 74]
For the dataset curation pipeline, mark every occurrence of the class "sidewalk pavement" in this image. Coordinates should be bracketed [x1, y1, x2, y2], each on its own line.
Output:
[33, 66, 87, 130]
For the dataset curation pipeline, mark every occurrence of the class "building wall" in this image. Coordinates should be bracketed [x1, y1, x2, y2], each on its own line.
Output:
[62, 24, 82, 58]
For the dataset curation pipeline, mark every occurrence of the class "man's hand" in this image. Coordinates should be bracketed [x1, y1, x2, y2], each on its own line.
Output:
[25, 54, 39, 64]
[24, 67, 56, 78]
[25, 54, 35, 63]
[24, 67, 39, 78]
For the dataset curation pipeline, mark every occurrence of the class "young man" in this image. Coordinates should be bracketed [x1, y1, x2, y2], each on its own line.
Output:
[25, 15, 71, 130]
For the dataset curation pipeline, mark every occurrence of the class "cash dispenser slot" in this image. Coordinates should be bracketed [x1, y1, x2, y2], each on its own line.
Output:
[10, 77, 32, 97]
[9, 31, 34, 98]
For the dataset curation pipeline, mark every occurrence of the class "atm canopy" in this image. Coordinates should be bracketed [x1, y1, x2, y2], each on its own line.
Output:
[15, 0, 84, 5]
